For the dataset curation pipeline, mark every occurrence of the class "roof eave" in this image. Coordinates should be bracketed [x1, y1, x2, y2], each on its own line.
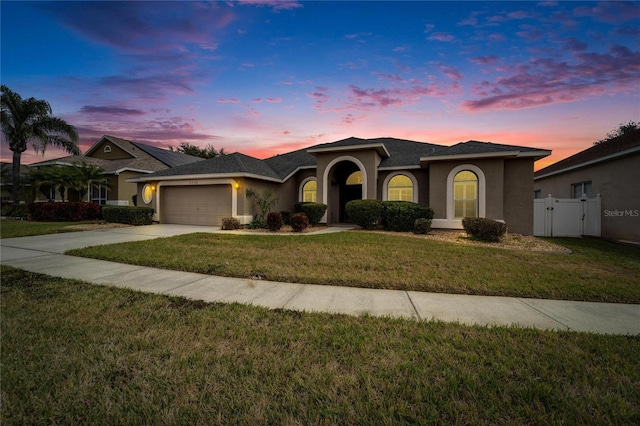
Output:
[126, 172, 284, 184]
[84, 135, 137, 158]
[420, 149, 550, 165]
[534, 146, 640, 180]
[307, 143, 390, 158]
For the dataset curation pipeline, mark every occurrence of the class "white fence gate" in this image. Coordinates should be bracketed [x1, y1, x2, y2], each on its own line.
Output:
[534, 195, 601, 237]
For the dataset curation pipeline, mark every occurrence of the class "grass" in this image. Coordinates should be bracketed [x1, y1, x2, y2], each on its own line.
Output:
[68, 232, 640, 303]
[2, 266, 638, 425]
[0, 219, 98, 239]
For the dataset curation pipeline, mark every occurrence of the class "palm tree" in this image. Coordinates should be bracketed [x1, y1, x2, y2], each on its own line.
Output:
[1, 85, 80, 203]
[72, 161, 108, 202]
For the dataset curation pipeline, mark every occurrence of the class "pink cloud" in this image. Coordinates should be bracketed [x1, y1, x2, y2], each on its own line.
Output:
[462, 44, 640, 111]
[573, 2, 640, 24]
[252, 98, 263, 103]
[427, 32, 455, 42]
[347, 83, 447, 110]
[237, 0, 303, 11]
[80, 105, 145, 116]
[265, 97, 283, 103]
[218, 98, 241, 103]
[468, 56, 500, 65]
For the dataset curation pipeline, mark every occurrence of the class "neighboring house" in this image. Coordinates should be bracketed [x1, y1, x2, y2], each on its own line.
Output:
[129, 137, 550, 234]
[28, 135, 203, 205]
[0, 162, 32, 204]
[534, 129, 640, 241]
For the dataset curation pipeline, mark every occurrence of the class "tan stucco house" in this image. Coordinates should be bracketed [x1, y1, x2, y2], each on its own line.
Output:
[130, 137, 550, 234]
[28, 135, 203, 205]
[534, 129, 640, 241]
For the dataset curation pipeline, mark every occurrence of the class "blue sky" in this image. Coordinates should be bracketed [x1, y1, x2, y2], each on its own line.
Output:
[2, 0, 639, 169]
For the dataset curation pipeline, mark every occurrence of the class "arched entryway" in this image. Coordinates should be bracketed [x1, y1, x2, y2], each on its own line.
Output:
[325, 160, 364, 223]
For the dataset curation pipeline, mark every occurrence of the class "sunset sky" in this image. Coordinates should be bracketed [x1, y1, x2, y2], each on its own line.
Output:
[1, 0, 639, 170]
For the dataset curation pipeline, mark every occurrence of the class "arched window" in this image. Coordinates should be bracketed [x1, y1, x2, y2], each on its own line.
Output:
[103, 145, 112, 153]
[387, 175, 413, 201]
[302, 180, 317, 202]
[346, 171, 362, 185]
[453, 171, 478, 218]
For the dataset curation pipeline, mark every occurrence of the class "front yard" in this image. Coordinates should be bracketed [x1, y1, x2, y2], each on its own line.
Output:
[0, 219, 128, 239]
[68, 231, 640, 303]
[2, 266, 638, 424]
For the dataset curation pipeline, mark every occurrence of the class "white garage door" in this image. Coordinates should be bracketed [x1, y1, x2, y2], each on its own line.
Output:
[160, 185, 232, 226]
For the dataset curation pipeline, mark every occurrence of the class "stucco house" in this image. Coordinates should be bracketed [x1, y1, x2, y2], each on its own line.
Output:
[130, 137, 550, 234]
[534, 129, 640, 241]
[28, 135, 203, 205]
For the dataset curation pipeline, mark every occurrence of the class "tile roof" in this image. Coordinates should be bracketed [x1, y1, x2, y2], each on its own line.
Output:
[29, 135, 204, 174]
[134, 137, 549, 182]
[143, 152, 282, 180]
[428, 140, 547, 157]
[129, 141, 204, 168]
[534, 129, 640, 178]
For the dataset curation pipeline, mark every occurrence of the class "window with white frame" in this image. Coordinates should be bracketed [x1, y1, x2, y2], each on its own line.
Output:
[91, 183, 108, 205]
[302, 179, 317, 202]
[571, 181, 592, 199]
[387, 174, 413, 201]
[453, 170, 478, 218]
[103, 145, 112, 153]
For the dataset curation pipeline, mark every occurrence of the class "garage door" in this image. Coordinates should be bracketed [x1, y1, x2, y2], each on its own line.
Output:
[160, 185, 232, 226]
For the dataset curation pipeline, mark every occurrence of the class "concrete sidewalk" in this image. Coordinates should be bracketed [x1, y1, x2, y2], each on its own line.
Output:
[1, 224, 639, 335]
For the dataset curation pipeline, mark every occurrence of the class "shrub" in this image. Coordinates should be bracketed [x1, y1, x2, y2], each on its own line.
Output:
[29, 202, 101, 222]
[290, 213, 309, 232]
[266, 212, 283, 232]
[345, 200, 382, 230]
[249, 218, 266, 229]
[1, 204, 29, 219]
[102, 206, 154, 225]
[280, 210, 293, 226]
[462, 217, 507, 242]
[381, 201, 434, 232]
[131, 194, 137, 207]
[221, 217, 241, 230]
[414, 218, 432, 235]
[298, 202, 327, 226]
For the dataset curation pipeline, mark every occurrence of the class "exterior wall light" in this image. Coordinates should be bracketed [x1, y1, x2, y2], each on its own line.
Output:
[234, 182, 240, 189]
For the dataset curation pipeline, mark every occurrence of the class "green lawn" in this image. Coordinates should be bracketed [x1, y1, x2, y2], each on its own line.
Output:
[0, 219, 96, 239]
[2, 266, 638, 425]
[68, 232, 640, 303]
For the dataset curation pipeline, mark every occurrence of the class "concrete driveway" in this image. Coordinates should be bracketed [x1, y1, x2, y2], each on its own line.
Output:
[2, 224, 639, 335]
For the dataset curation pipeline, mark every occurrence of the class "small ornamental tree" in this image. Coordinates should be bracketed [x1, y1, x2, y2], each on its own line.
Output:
[246, 188, 278, 222]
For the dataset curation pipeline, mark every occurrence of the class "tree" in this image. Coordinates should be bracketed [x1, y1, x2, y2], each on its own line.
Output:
[1, 85, 80, 203]
[169, 142, 226, 159]
[594, 121, 639, 145]
[72, 161, 107, 202]
[30, 162, 107, 202]
[246, 188, 279, 222]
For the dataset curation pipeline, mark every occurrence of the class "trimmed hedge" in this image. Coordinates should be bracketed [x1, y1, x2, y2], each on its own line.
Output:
[297, 202, 327, 226]
[1, 204, 29, 219]
[290, 213, 309, 232]
[221, 217, 241, 230]
[280, 210, 293, 226]
[267, 212, 283, 232]
[414, 218, 432, 235]
[102, 206, 154, 226]
[381, 201, 434, 232]
[462, 217, 507, 242]
[345, 200, 382, 230]
[28, 202, 101, 222]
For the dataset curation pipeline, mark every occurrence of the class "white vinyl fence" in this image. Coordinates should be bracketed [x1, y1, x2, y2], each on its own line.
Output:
[534, 195, 601, 237]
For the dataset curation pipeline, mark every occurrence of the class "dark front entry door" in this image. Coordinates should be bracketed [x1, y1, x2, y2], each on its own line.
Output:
[339, 183, 362, 222]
